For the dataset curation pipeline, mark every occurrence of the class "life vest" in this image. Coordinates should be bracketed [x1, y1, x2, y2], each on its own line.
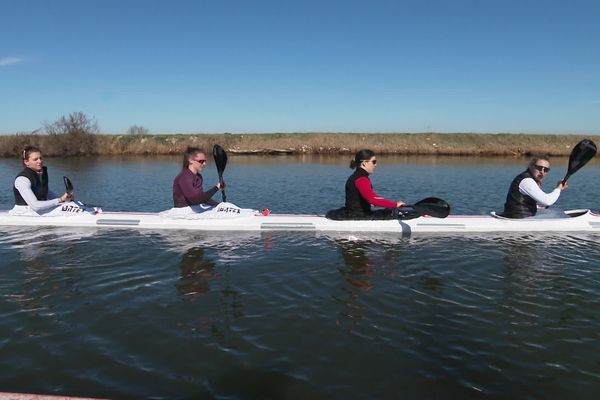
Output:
[502, 170, 538, 218]
[345, 168, 372, 218]
[14, 166, 49, 206]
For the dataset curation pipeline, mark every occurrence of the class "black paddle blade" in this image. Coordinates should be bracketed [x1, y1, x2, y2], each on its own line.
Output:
[411, 197, 451, 218]
[63, 176, 74, 194]
[212, 144, 228, 179]
[212, 144, 228, 202]
[563, 139, 597, 184]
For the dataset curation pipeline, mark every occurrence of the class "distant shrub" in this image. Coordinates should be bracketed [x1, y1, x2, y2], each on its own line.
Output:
[127, 125, 150, 136]
[45, 112, 99, 136]
[43, 112, 99, 155]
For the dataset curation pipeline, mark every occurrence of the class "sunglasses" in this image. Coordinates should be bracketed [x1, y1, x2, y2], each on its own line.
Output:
[193, 159, 207, 165]
[362, 159, 377, 165]
[534, 165, 550, 173]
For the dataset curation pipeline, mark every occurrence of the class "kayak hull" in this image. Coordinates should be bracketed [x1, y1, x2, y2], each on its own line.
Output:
[1, 209, 599, 233]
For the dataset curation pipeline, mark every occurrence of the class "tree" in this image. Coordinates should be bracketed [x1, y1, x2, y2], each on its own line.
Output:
[44, 112, 99, 136]
[43, 112, 99, 155]
[127, 125, 149, 136]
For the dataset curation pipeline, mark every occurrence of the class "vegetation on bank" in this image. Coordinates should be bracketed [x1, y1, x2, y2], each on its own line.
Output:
[1, 112, 597, 158]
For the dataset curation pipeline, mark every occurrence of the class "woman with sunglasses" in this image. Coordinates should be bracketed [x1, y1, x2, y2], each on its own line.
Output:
[10, 145, 80, 216]
[501, 155, 568, 218]
[327, 149, 405, 220]
[172, 147, 225, 207]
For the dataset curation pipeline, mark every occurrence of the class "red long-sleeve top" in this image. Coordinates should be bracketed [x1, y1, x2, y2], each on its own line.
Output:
[354, 176, 397, 208]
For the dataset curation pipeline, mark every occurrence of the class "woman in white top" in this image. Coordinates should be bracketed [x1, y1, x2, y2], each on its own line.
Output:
[11, 145, 76, 216]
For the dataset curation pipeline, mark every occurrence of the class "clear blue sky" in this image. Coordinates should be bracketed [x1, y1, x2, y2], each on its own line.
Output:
[1, 0, 599, 134]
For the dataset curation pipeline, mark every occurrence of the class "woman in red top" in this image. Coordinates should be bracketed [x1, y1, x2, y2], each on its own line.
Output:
[172, 147, 225, 207]
[327, 149, 405, 220]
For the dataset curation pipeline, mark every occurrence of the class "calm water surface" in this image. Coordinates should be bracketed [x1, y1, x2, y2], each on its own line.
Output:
[1, 155, 600, 399]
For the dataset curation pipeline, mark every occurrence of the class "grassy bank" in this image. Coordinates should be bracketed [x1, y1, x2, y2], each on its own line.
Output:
[0, 132, 597, 158]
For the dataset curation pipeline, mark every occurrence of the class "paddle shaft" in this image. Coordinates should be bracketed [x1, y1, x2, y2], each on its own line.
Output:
[218, 173, 227, 202]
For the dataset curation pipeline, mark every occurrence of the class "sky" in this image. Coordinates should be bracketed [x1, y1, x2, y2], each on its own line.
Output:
[1, 0, 599, 134]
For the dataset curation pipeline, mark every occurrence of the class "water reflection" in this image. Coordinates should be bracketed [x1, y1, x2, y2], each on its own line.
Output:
[332, 238, 400, 329]
[0, 229, 87, 323]
[176, 246, 216, 299]
[496, 234, 571, 289]
[0, 227, 97, 261]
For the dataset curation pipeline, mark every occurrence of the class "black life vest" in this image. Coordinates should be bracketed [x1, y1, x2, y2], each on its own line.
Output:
[502, 170, 538, 218]
[345, 168, 372, 218]
[14, 166, 49, 206]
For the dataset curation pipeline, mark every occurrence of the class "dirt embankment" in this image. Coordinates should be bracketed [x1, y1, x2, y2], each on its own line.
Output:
[0, 132, 596, 158]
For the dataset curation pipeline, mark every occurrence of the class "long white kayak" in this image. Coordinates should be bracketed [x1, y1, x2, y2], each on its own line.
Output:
[1, 209, 599, 233]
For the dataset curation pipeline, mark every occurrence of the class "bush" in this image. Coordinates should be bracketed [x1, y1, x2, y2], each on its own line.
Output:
[127, 125, 150, 136]
[43, 112, 99, 155]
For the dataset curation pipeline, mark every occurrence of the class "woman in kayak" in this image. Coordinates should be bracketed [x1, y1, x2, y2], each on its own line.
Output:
[173, 147, 225, 207]
[327, 149, 406, 220]
[11, 145, 75, 215]
[501, 154, 568, 218]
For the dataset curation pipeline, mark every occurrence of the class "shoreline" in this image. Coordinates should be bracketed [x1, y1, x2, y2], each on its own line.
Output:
[1, 132, 597, 158]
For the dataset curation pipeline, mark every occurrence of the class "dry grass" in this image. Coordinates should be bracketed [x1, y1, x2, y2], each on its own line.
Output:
[0, 132, 597, 158]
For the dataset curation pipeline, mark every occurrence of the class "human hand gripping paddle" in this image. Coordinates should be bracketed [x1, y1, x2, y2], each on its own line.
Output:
[63, 176, 100, 211]
[212, 144, 227, 202]
[561, 139, 597, 185]
[402, 197, 451, 218]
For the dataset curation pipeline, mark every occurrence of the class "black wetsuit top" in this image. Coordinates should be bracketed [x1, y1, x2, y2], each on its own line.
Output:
[502, 170, 538, 218]
[14, 166, 49, 206]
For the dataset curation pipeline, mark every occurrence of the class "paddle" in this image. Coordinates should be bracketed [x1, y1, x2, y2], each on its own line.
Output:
[63, 176, 100, 211]
[403, 197, 450, 218]
[212, 144, 227, 202]
[562, 139, 597, 184]
[63, 176, 74, 195]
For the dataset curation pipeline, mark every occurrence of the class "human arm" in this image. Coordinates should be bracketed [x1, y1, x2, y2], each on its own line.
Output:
[518, 177, 562, 207]
[354, 177, 400, 208]
[14, 176, 70, 212]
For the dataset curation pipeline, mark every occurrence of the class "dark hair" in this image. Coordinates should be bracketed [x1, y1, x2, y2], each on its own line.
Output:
[528, 154, 550, 168]
[350, 149, 375, 169]
[21, 145, 42, 161]
[182, 147, 204, 169]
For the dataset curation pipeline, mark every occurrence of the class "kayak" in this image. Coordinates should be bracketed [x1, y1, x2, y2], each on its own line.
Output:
[0, 208, 599, 233]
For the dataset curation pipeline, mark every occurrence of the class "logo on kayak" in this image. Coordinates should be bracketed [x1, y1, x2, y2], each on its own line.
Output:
[61, 204, 85, 213]
[217, 206, 241, 214]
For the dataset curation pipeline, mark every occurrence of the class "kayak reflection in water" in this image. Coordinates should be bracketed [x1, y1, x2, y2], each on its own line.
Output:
[10, 145, 88, 216]
[501, 154, 568, 219]
[172, 147, 226, 208]
[326, 149, 407, 220]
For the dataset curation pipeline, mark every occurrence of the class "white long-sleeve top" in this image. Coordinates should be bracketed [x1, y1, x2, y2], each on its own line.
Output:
[14, 176, 60, 212]
[518, 177, 561, 208]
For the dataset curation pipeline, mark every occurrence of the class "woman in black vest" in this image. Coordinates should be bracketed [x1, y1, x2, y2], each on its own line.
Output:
[327, 149, 405, 220]
[12, 145, 73, 214]
[502, 155, 568, 218]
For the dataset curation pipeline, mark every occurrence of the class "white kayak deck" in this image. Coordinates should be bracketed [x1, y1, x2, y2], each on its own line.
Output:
[1, 209, 599, 233]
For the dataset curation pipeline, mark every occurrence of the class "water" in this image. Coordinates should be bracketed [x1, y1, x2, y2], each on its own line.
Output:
[1, 155, 600, 399]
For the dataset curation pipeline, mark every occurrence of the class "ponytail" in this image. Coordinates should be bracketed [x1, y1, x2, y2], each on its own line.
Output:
[350, 149, 375, 169]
